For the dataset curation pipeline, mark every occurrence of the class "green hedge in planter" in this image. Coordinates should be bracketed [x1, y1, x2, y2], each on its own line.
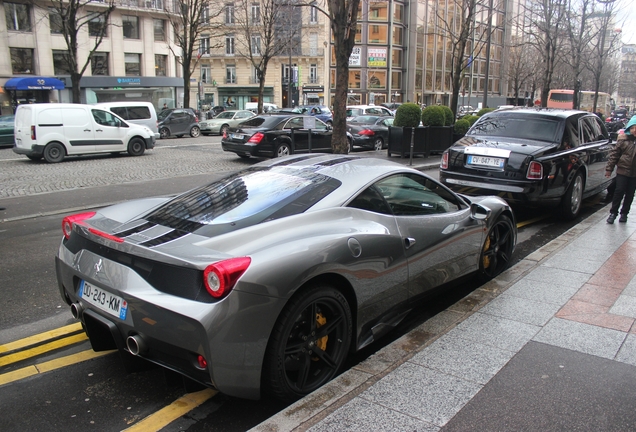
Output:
[463, 115, 480, 126]
[441, 105, 454, 126]
[394, 103, 422, 127]
[421, 105, 446, 126]
[454, 118, 471, 135]
[476, 107, 495, 117]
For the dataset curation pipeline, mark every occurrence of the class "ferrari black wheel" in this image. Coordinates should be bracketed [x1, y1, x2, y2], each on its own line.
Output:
[263, 284, 352, 402]
[478, 215, 514, 281]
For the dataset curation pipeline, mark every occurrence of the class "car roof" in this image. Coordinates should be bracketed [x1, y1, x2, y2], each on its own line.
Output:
[485, 107, 592, 119]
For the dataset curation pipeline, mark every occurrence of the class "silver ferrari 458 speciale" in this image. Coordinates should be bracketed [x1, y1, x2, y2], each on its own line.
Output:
[55, 154, 516, 401]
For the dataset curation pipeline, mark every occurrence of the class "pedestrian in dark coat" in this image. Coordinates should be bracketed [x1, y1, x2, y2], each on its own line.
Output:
[605, 116, 636, 223]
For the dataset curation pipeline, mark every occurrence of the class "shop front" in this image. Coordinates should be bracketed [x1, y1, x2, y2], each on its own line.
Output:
[3, 76, 66, 114]
[302, 85, 324, 106]
[217, 86, 275, 110]
[79, 76, 184, 111]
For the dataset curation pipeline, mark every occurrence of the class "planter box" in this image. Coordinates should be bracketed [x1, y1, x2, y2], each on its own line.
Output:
[387, 126, 427, 158]
[426, 126, 454, 155]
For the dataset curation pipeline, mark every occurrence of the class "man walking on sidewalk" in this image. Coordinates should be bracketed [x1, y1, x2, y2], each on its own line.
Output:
[605, 116, 636, 224]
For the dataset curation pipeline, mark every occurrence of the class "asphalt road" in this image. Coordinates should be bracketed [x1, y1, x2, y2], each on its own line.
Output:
[0, 138, 612, 431]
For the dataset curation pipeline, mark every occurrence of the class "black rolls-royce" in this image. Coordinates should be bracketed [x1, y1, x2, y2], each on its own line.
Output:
[439, 108, 615, 219]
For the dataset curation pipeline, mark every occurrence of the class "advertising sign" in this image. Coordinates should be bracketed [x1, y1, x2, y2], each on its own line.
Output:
[368, 48, 387, 67]
[349, 47, 361, 66]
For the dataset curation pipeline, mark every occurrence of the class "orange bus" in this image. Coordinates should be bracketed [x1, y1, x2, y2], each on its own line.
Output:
[547, 89, 612, 116]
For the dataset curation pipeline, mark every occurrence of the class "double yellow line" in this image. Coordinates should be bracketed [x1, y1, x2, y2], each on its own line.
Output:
[0, 322, 216, 430]
[0, 322, 112, 386]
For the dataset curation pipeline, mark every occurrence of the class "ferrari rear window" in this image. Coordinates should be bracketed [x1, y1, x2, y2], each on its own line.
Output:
[468, 114, 561, 143]
[145, 168, 341, 236]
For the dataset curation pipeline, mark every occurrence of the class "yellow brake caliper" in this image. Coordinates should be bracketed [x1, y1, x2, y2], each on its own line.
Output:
[482, 235, 491, 269]
[313, 312, 328, 361]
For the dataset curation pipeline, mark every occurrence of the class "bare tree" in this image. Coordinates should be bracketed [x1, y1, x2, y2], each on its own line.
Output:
[47, 0, 115, 103]
[584, 1, 621, 113]
[232, 0, 298, 114]
[166, 0, 223, 109]
[432, 0, 493, 118]
[325, 0, 361, 154]
[563, 0, 596, 109]
[523, 0, 567, 106]
[506, 41, 537, 105]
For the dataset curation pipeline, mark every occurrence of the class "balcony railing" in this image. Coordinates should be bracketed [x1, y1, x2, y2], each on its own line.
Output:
[205, 47, 324, 58]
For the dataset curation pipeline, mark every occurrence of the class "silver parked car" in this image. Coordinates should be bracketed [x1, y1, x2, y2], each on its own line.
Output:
[199, 109, 255, 136]
[55, 154, 516, 401]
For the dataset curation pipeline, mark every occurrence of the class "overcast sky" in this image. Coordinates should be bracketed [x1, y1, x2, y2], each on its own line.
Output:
[617, 0, 635, 45]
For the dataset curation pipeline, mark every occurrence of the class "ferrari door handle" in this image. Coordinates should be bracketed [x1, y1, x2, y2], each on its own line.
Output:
[404, 237, 416, 249]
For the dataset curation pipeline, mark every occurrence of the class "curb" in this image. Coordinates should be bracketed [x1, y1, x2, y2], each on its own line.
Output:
[250, 205, 609, 432]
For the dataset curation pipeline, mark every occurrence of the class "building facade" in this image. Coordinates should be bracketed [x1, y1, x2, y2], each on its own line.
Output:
[1, 0, 183, 115]
[196, 1, 329, 112]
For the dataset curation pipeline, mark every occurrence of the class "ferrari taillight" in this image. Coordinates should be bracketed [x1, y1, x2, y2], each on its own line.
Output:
[527, 161, 543, 180]
[203, 257, 251, 298]
[359, 129, 375, 136]
[62, 212, 96, 240]
[441, 151, 449, 169]
[247, 132, 265, 144]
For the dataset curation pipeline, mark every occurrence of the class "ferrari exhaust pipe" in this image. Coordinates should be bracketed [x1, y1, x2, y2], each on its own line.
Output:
[70, 302, 83, 319]
[126, 335, 148, 356]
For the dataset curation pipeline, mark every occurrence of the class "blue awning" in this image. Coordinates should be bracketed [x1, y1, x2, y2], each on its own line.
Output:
[4, 77, 65, 91]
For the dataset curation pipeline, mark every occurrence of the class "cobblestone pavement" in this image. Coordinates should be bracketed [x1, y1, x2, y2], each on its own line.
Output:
[0, 137, 258, 199]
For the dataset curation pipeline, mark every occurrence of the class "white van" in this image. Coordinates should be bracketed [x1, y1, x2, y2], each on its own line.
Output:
[245, 102, 279, 113]
[94, 101, 160, 139]
[13, 103, 156, 163]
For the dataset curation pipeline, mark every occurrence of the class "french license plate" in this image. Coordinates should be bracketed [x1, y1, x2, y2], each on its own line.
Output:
[79, 280, 128, 320]
[231, 133, 243, 140]
[467, 155, 505, 168]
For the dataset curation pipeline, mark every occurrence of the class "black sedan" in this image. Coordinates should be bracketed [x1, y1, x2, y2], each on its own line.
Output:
[439, 108, 615, 219]
[347, 115, 394, 151]
[221, 114, 332, 158]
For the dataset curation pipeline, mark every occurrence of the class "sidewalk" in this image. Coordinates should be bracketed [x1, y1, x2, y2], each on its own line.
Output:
[253, 192, 636, 431]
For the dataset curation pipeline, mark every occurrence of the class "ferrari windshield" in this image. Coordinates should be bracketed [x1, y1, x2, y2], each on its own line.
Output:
[145, 168, 341, 236]
[468, 114, 561, 143]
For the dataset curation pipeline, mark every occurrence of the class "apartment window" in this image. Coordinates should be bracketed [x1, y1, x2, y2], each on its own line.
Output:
[154, 19, 165, 41]
[201, 64, 211, 83]
[5, 3, 31, 31]
[125, 53, 141, 76]
[251, 35, 261, 56]
[368, 24, 388, 44]
[226, 35, 235, 55]
[91, 52, 109, 75]
[225, 4, 234, 24]
[393, 4, 404, 23]
[392, 27, 403, 46]
[226, 65, 236, 84]
[49, 8, 63, 34]
[369, 2, 388, 21]
[309, 4, 318, 23]
[123, 15, 139, 39]
[88, 13, 107, 37]
[251, 4, 260, 24]
[155, 54, 167, 76]
[251, 66, 259, 84]
[53, 50, 72, 75]
[201, 6, 209, 24]
[11, 48, 34, 74]
[200, 36, 210, 55]
[310, 64, 318, 84]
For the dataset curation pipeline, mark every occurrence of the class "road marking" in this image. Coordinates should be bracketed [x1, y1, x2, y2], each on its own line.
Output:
[516, 214, 551, 228]
[122, 388, 217, 431]
[0, 349, 114, 387]
[0, 322, 83, 353]
[0, 333, 88, 367]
